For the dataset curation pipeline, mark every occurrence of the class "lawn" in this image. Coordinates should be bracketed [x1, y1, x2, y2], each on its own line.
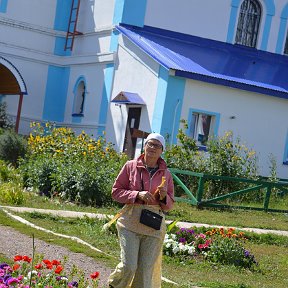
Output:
[0, 195, 287, 288]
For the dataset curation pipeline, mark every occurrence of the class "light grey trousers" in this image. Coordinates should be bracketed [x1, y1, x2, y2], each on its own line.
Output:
[108, 226, 163, 288]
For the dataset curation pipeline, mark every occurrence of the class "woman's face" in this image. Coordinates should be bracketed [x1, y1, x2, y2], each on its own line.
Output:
[144, 139, 163, 159]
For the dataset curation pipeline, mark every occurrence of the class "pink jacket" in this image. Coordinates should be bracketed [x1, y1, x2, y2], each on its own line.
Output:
[112, 154, 174, 211]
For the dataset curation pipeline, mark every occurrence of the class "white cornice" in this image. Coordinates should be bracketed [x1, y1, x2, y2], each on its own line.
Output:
[0, 16, 112, 37]
[0, 42, 114, 66]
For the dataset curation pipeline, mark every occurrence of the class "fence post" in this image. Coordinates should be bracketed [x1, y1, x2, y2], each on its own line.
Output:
[197, 176, 205, 205]
[263, 184, 272, 212]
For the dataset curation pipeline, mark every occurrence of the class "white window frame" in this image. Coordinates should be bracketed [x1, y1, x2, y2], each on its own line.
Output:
[187, 108, 220, 149]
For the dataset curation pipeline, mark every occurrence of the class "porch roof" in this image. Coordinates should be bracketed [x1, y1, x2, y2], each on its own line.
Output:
[111, 91, 146, 105]
[116, 24, 288, 99]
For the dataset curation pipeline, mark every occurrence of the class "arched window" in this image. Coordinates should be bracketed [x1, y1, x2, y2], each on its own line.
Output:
[73, 80, 85, 115]
[235, 0, 261, 47]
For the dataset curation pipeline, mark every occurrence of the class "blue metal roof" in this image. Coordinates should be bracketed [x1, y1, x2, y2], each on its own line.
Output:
[111, 91, 146, 105]
[116, 24, 288, 99]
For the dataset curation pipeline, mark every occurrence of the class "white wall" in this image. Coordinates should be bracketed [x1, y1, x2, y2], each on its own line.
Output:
[106, 35, 160, 154]
[145, 0, 232, 42]
[3, 55, 49, 128]
[182, 79, 288, 178]
[6, 0, 57, 27]
[78, 0, 115, 31]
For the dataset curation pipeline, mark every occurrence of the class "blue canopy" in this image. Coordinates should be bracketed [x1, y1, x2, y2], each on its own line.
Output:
[111, 91, 146, 105]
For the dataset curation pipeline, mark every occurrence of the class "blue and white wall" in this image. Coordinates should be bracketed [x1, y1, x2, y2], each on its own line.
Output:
[144, 0, 288, 54]
[1, 0, 288, 177]
[181, 78, 288, 177]
[1, 0, 115, 135]
[107, 0, 288, 178]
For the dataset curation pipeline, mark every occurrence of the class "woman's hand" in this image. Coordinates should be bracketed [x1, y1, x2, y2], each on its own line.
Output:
[137, 191, 155, 203]
[158, 187, 167, 200]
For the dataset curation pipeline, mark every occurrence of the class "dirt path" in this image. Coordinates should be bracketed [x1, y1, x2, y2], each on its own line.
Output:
[0, 225, 112, 287]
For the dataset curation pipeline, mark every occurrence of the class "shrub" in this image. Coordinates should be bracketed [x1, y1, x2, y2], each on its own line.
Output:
[163, 226, 258, 270]
[164, 121, 259, 200]
[20, 122, 127, 205]
[0, 160, 22, 183]
[206, 237, 258, 269]
[0, 129, 28, 167]
[0, 182, 26, 205]
[0, 102, 14, 129]
[20, 156, 59, 197]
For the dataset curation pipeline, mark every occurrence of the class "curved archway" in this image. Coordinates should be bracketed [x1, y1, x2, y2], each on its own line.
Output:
[0, 56, 28, 132]
[72, 76, 86, 117]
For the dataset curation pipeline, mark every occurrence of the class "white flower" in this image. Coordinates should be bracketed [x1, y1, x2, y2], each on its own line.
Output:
[172, 246, 180, 254]
[27, 270, 38, 279]
[188, 246, 195, 255]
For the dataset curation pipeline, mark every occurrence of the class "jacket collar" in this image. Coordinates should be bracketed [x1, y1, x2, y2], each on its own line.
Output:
[136, 153, 167, 170]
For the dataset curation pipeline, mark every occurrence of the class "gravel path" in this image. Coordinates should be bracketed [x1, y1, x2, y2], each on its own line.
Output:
[0, 225, 112, 287]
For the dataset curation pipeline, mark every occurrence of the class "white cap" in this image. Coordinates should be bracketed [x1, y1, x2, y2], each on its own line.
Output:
[144, 133, 165, 151]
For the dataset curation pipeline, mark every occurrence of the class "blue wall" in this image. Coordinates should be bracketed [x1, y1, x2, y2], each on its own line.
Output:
[42, 0, 72, 122]
[152, 67, 186, 144]
[113, 0, 147, 27]
[42, 66, 70, 122]
[98, 0, 148, 136]
[0, 0, 8, 13]
[98, 64, 114, 136]
[276, 4, 288, 53]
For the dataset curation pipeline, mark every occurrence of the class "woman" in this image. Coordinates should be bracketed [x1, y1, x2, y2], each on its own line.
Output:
[108, 133, 174, 288]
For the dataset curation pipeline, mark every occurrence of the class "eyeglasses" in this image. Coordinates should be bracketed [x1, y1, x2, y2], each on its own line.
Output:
[146, 141, 163, 149]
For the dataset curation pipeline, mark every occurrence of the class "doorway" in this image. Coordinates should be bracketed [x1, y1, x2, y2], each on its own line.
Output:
[122, 107, 141, 159]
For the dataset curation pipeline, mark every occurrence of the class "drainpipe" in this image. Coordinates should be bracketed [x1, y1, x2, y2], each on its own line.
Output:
[171, 99, 180, 145]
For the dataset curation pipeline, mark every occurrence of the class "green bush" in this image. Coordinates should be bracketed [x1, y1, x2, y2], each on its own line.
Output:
[164, 121, 259, 200]
[20, 122, 127, 206]
[0, 160, 22, 183]
[206, 237, 257, 269]
[0, 102, 14, 129]
[0, 129, 28, 167]
[20, 156, 59, 197]
[0, 182, 26, 205]
[163, 226, 258, 270]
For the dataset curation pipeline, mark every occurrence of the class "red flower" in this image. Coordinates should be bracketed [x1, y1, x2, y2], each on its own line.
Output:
[23, 255, 32, 263]
[35, 263, 43, 270]
[52, 260, 61, 266]
[14, 255, 23, 262]
[13, 264, 20, 271]
[43, 259, 52, 265]
[46, 263, 53, 269]
[54, 265, 64, 274]
[90, 271, 100, 279]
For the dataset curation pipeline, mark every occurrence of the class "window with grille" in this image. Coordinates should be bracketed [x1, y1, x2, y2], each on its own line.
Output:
[235, 0, 261, 48]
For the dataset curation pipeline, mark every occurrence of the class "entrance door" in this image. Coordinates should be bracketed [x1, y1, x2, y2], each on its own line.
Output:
[123, 107, 141, 159]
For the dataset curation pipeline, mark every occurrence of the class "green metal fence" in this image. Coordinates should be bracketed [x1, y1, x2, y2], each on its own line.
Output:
[169, 168, 288, 213]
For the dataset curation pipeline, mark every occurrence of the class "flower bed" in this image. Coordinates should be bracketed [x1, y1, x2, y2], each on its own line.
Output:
[164, 226, 258, 270]
[0, 254, 100, 287]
